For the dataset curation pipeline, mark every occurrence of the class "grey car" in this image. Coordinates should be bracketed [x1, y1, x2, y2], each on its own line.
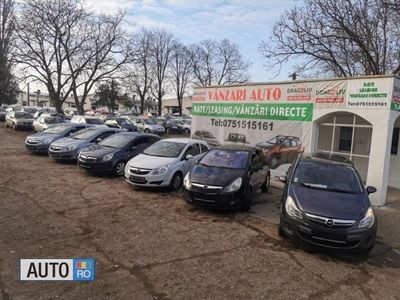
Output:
[25, 123, 92, 154]
[49, 127, 122, 162]
[5, 111, 35, 130]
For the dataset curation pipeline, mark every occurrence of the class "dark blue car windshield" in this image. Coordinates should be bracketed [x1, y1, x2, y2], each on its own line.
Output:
[293, 161, 363, 194]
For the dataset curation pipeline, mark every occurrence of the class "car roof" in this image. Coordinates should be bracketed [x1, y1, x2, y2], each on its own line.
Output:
[214, 144, 259, 152]
[299, 153, 354, 166]
[162, 138, 206, 144]
[114, 132, 159, 138]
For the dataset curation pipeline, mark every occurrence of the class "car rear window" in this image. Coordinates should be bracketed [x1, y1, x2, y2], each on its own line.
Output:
[200, 149, 249, 169]
[293, 161, 363, 194]
[15, 112, 33, 118]
[86, 118, 103, 125]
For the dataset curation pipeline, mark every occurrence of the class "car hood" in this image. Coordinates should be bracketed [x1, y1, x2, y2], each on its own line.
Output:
[190, 164, 244, 187]
[128, 153, 176, 169]
[292, 184, 369, 220]
[26, 132, 61, 142]
[80, 144, 118, 158]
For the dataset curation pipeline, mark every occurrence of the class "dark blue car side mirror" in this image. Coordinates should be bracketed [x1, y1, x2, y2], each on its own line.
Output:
[366, 186, 377, 194]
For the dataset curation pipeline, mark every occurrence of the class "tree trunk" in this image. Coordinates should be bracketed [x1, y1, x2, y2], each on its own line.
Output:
[178, 96, 182, 115]
[158, 95, 162, 116]
[140, 95, 145, 114]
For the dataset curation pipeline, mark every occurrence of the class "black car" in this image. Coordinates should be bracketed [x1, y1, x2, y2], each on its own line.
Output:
[182, 144, 271, 210]
[104, 117, 138, 132]
[0, 106, 6, 121]
[278, 154, 377, 252]
[78, 132, 160, 176]
[25, 123, 92, 154]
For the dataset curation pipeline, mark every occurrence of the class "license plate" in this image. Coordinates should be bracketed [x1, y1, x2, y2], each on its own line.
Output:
[130, 175, 145, 183]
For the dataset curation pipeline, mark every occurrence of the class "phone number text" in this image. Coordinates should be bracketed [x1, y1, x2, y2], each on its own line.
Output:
[210, 118, 274, 130]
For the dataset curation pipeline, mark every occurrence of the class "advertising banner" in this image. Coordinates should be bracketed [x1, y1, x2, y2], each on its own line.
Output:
[348, 79, 391, 109]
[192, 77, 394, 169]
[391, 77, 400, 111]
[192, 84, 313, 169]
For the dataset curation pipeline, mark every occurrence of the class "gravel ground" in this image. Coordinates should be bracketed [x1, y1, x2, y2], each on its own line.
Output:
[0, 125, 400, 299]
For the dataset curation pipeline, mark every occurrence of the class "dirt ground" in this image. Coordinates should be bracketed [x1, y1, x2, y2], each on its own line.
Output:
[0, 126, 400, 300]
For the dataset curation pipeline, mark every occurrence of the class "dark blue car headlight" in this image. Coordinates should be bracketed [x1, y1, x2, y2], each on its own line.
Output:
[223, 178, 242, 193]
[101, 153, 114, 162]
[285, 196, 303, 220]
[358, 207, 375, 229]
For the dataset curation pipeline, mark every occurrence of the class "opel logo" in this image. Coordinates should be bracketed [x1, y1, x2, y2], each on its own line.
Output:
[326, 219, 334, 227]
[203, 185, 208, 190]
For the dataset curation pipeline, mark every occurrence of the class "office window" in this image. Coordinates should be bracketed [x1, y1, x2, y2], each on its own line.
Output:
[339, 127, 352, 152]
[391, 127, 399, 155]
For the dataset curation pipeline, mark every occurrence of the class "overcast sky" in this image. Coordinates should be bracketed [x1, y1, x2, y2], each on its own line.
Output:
[83, 0, 301, 82]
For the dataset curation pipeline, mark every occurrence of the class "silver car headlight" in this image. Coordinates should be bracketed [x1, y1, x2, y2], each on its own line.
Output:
[101, 153, 114, 161]
[43, 137, 54, 144]
[183, 172, 191, 189]
[223, 178, 242, 193]
[151, 164, 170, 175]
[358, 207, 375, 229]
[285, 196, 302, 219]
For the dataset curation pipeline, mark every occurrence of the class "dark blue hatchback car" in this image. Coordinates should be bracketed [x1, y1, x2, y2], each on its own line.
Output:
[77, 132, 160, 176]
[278, 154, 377, 252]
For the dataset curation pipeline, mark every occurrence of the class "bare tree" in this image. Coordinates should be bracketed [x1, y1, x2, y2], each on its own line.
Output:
[259, 0, 400, 77]
[0, 0, 18, 105]
[169, 42, 192, 115]
[150, 28, 175, 116]
[125, 29, 155, 114]
[65, 12, 132, 114]
[13, 0, 131, 113]
[189, 39, 250, 86]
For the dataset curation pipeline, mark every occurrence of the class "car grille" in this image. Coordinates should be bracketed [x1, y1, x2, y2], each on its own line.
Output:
[298, 230, 359, 248]
[129, 167, 151, 175]
[305, 213, 356, 229]
[191, 182, 223, 195]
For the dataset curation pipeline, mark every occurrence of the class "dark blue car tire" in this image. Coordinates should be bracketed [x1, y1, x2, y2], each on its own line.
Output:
[241, 187, 252, 211]
[115, 161, 126, 176]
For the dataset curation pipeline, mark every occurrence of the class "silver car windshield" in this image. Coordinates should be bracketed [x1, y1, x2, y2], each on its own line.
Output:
[143, 141, 186, 158]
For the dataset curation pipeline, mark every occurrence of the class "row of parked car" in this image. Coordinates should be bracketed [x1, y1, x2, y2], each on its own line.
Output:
[1, 105, 378, 253]
[20, 121, 378, 253]
[1, 104, 192, 136]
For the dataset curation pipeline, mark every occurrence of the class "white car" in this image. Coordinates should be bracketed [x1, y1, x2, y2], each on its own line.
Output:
[125, 138, 210, 190]
[33, 114, 64, 132]
[129, 117, 165, 134]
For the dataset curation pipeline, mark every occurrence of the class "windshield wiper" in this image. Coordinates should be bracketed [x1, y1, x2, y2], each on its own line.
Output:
[299, 182, 327, 190]
[325, 188, 360, 194]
